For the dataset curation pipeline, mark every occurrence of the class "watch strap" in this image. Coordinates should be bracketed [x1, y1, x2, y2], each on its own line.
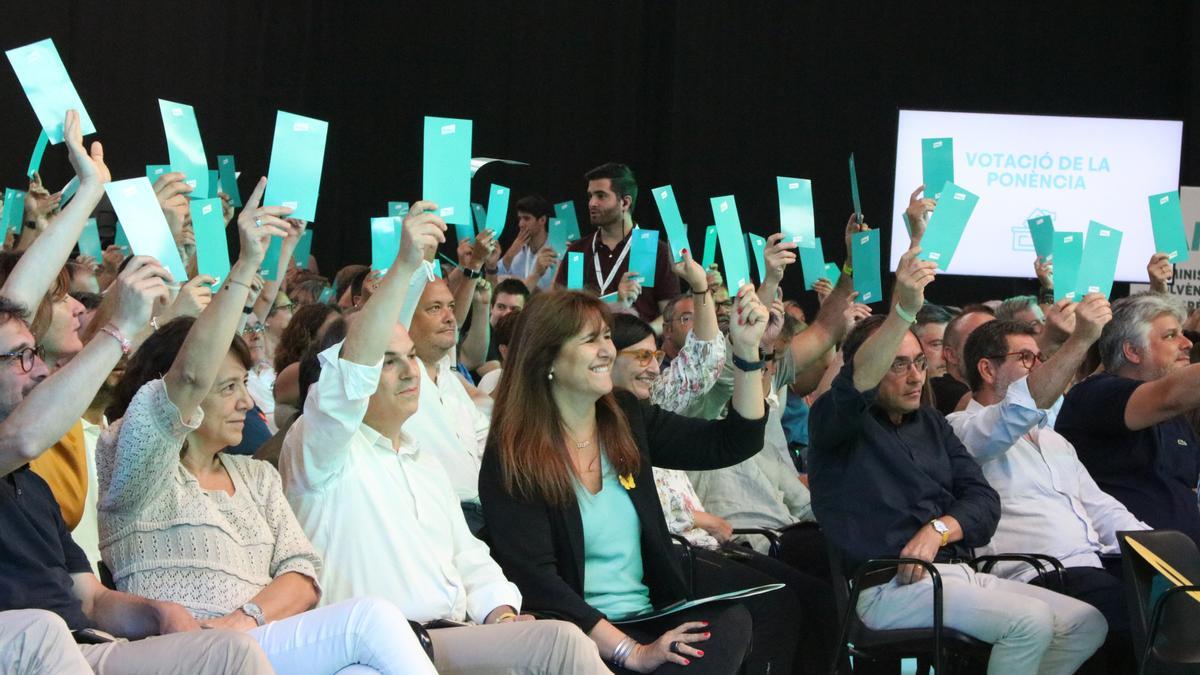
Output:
[731, 352, 766, 372]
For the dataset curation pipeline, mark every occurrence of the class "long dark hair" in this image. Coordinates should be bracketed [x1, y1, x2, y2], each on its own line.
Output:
[273, 303, 341, 372]
[489, 291, 641, 506]
[106, 317, 253, 421]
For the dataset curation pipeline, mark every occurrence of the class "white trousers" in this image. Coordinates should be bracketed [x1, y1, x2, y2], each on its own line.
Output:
[856, 563, 1107, 675]
[249, 597, 436, 675]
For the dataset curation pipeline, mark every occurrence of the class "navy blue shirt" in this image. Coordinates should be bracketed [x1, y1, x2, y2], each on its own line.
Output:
[1055, 372, 1200, 545]
[808, 365, 1000, 574]
[0, 465, 93, 629]
[223, 405, 273, 456]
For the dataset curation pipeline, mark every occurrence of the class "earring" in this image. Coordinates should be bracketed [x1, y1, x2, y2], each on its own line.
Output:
[548, 369, 554, 381]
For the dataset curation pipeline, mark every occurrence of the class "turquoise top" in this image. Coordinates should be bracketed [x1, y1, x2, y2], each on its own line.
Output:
[575, 453, 653, 620]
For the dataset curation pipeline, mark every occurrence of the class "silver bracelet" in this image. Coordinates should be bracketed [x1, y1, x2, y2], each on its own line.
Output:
[612, 636, 637, 668]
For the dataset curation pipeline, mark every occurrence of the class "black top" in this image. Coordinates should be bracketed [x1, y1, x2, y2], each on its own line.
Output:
[1055, 372, 1200, 545]
[808, 365, 1000, 574]
[930, 374, 969, 416]
[0, 465, 94, 629]
[553, 229, 680, 322]
[479, 389, 766, 632]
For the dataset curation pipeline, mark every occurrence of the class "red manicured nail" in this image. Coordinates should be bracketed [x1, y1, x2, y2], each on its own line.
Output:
[702, 622, 710, 627]
[682, 248, 689, 255]
[704, 633, 711, 639]
[683, 659, 691, 666]
[697, 650, 705, 657]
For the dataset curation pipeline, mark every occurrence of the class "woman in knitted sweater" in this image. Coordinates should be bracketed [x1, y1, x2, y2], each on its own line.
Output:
[95, 179, 433, 675]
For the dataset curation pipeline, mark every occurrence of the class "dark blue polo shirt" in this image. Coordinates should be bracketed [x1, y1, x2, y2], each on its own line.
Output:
[808, 364, 1001, 574]
[1055, 372, 1200, 545]
[0, 465, 93, 629]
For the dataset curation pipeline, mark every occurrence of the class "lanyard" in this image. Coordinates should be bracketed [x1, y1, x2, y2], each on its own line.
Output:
[593, 231, 633, 295]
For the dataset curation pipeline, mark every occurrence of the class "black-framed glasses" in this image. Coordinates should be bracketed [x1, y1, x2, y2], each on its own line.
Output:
[619, 348, 665, 366]
[0, 345, 44, 373]
[988, 350, 1046, 369]
[888, 354, 928, 375]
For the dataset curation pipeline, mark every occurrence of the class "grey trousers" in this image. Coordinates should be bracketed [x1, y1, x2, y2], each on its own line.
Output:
[428, 619, 611, 674]
[856, 563, 1108, 675]
[0, 608, 272, 674]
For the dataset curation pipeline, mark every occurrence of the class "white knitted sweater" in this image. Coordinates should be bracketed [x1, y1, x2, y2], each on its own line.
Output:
[96, 379, 321, 619]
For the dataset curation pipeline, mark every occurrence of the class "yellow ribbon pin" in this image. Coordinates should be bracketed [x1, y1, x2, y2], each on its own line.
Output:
[618, 474, 636, 490]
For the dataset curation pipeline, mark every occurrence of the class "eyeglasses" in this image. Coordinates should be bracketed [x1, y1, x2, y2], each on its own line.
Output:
[242, 324, 265, 336]
[988, 350, 1046, 369]
[619, 348, 665, 366]
[0, 345, 44, 373]
[888, 354, 928, 375]
[670, 313, 694, 325]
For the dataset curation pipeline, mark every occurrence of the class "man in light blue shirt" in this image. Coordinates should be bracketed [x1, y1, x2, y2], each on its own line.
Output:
[496, 195, 557, 292]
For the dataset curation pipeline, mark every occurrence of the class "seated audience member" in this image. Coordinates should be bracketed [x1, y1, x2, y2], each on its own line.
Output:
[280, 202, 608, 673]
[478, 310, 519, 396]
[97, 182, 432, 673]
[554, 163, 680, 324]
[0, 127, 271, 671]
[271, 302, 343, 427]
[932, 303, 994, 415]
[481, 286, 775, 674]
[72, 290, 103, 342]
[809, 247, 1106, 674]
[476, 277, 529, 377]
[950, 307, 1146, 672]
[497, 194, 558, 291]
[401, 278, 492, 533]
[914, 303, 956, 379]
[1055, 292, 1200, 545]
[995, 294, 1045, 332]
[609, 255, 827, 674]
[337, 265, 370, 310]
[288, 274, 331, 306]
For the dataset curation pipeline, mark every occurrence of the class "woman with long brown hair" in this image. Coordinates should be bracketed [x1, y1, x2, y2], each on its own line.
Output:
[480, 284, 772, 674]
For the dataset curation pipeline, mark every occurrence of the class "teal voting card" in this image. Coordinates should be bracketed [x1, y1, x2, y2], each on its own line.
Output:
[78, 218, 102, 261]
[567, 251, 585, 289]
[389, 201, 409, 218]
[265, 111, 329, 222]
[1027, 215, 1055, 261]
[555, 201, 582, 243]
[823, 261, 842, 286]
[629, 229, 660, 287]
[398, 266, 430, 329]
[371, 217, 400, 273]
[294, 230, 313, 270]
[6, 39, 96, 144]
[471, 203, 487, 235]
[748, 233, 768, 283]
[777, 177, 816, 248]
[1148, 191, 1188, 263]
[455, 219, 475, 247]
[797, 237, 827, 290]
[422, 116, 472, 226]
[206, 170, 219, 199]
[260, 238, 283, 281]
[917, 182, 978, 270]
[485, 184, 510, 240]
[189, 198, 230, 287]
[651, 185, 691, 262]
[1052, 232, 1083, 301]
[114, 221, 130, 254]
[59, 176, 79, 207]
[701, 225, 719, 269]
[26, 130, 48, 178]
[851, 229, 882, 304]
[710, 196, 752, 292]
[146, 165, 171, 183]
[548, 218, 569, 256]
[104, 178, 187, 283]
[217, 155, 242, 207]
[2, 189, 26, 244]
[158, 100, 209, 200]
[1077, 221, 1122, 299]
[849, 153, 863, 224]
[921, 138, 954, 200]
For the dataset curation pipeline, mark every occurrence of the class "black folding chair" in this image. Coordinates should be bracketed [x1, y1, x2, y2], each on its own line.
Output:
[1117, 530, 1200, 674]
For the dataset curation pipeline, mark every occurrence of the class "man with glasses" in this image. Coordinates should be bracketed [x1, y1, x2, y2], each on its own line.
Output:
[948, 302, 1145, 671]
[661, 293, 695, 366]
[809, 249, 1106, 674]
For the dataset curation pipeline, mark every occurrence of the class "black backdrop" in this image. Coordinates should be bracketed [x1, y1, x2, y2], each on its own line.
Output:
[1, 1, 1196, 313]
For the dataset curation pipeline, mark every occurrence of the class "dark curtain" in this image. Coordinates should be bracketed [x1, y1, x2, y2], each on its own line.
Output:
[0, 1, 1196, 310]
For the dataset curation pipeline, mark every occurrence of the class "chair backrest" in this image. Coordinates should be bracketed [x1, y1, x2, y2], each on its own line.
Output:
[825, 542, 852, 625]
[1117, 530, 1200, 665]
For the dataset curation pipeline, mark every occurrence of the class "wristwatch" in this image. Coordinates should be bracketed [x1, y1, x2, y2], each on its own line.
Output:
[929, 519, 950, 547]
[240, 602, 266, 627]
[731, 352, 766, 372]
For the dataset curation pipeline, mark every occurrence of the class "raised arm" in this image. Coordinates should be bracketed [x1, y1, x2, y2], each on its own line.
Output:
[163, 178, 295, 416]
[459, 281, 492, 370]
[252, 220, 306, 320]
[674, 251, 716, 341]
[2, 111, 109, 313]
[852, 248, 936, 391]
[1026, 293, 1110, 408]
[755, 233, 796, 308]
[0, 257, 167, 477]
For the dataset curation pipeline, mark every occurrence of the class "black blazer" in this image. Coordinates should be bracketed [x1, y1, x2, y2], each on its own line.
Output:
[478, 389, 766, 632]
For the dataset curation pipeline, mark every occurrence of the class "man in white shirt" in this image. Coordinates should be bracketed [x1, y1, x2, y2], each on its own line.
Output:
[401, 276, 492, 533]
[947, 295, 1146, 670]
[279, 202, 607, 674]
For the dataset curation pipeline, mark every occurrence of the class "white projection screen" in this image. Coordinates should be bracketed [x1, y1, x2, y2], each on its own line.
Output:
[891, 110, 1183, 281]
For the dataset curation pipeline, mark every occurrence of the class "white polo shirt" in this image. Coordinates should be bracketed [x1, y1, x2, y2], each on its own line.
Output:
[279, 342, 520, 622]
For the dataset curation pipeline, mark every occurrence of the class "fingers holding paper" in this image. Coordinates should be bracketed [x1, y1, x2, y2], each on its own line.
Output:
[399, 200, 448, 267]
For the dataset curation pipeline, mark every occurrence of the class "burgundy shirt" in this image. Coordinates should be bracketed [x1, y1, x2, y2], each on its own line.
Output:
[555, 227, 680, 322]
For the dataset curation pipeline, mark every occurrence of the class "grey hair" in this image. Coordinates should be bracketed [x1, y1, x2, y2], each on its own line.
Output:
[1098, 292, 1186, 372]
[995, 295, 1039, 322]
